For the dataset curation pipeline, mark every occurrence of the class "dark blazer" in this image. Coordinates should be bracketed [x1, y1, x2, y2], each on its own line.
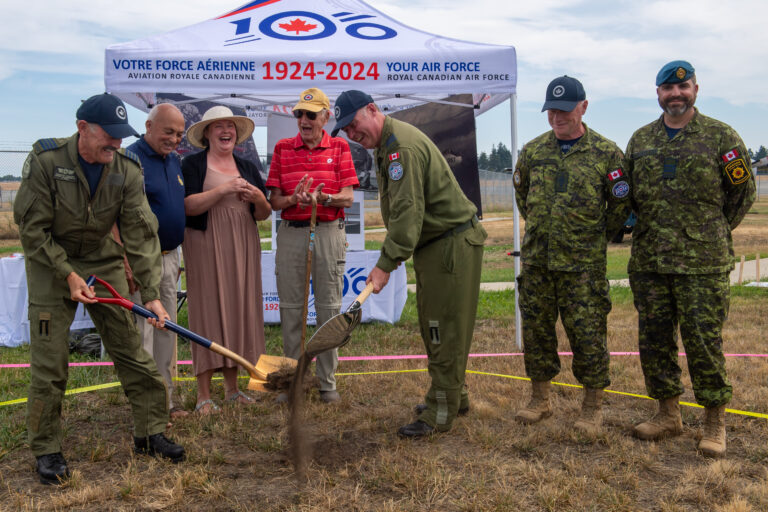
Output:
[181, 149, 267, 231]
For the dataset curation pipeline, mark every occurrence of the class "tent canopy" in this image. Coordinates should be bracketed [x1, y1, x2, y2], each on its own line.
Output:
[105, 0, 516, 120]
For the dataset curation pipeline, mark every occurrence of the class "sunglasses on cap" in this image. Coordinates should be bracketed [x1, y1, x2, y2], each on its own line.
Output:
[293, 110, 319, 120]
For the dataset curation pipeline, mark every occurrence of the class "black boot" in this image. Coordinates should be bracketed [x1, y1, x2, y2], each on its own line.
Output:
[397, 420, 435, 438]
[414, 403, 469, 416]
[36, 452, 70, 485]
[134, 433, 185, 463]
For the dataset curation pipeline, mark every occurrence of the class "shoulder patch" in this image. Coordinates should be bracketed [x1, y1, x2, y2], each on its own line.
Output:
[388, 161, 404, 181]
[33, 138, 60, 154]
[721, 148, 740, 163]
[119, 149, 142, 168]
[21, 154, 33, 179]
[607, 168, 624, 181]
[724, 158, 751, 185]
[512, 169, 522, 188]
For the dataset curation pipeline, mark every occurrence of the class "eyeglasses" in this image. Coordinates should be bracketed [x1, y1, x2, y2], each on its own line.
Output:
[293, 110, 318, 120]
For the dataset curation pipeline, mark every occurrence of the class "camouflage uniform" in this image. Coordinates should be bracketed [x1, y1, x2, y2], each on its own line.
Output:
[626, 109, 756, 407]
[514, 125, 631, 388]
[375, 116, 487, 432]
[13, 134, 168, 456]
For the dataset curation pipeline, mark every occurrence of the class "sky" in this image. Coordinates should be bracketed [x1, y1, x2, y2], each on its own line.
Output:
[1, 0, 767, 174]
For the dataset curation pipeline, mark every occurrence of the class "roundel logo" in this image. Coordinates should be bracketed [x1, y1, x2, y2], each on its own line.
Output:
[334, 106, 341, 118]
[260, 11, 337, 40]
[115, 106, 127, 120]
[552, 85, 565, 98]
[304, 94, 313, 101]
[225, 8, 398, 44]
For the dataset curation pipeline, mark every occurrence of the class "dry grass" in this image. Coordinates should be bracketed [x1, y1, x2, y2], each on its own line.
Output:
[1, 201, 768, 511]
[1, 293, 767, 511]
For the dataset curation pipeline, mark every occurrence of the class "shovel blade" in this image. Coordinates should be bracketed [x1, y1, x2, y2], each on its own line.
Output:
[305, 310, 361, 359]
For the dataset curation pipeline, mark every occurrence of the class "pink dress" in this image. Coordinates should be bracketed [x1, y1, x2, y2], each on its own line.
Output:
[182, 168, 265, 376]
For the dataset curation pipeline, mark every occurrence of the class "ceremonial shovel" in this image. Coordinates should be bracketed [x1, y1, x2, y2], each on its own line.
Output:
[304, 282, 374, 359]
[86, 275, 296, 391]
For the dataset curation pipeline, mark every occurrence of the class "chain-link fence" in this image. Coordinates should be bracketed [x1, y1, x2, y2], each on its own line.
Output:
[479, 168, 516, 213]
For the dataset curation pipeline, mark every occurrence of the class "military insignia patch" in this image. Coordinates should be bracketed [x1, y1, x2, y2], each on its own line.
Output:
[725, 158, 751, 185]
[608, 168, 624, 181]
[21, 154, 32, 179]
[513, 169, 522, 187]
[388, 162, 403, 180]
[721, 149, 740, 163]
[612, 180, 630, 198]
[53, 167, 77, 182]
[389, 152, 400, 161]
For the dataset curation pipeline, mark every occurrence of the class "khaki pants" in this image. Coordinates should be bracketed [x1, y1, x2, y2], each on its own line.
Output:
[275, 220, 346, 391]
[130, 249, 180, 408]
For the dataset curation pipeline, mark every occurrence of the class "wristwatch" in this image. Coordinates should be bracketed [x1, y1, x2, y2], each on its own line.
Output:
[323, 194, 333, 207]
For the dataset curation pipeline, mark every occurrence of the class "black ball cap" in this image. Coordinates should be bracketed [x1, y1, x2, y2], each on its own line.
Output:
[541, 75, 586, 112]
[332, 90, 374, 137]
[76, 93, 139, 139]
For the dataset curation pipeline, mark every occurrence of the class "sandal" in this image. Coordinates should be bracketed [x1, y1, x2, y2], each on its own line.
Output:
[226, 391, 255, 405]
[194, 399, 220, 415]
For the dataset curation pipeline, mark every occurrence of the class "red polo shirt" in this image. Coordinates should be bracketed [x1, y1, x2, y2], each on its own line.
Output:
[266, 131, 358, 222]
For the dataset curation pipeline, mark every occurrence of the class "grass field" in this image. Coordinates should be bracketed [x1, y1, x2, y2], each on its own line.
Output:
[1, 201, 768, 510]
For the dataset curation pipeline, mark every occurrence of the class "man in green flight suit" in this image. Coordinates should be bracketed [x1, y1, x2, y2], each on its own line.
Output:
[13, 93, 185, 485]
[513, 76, 631, 434]
[332, 90, 487, 438]
[626, 61, 755, 457]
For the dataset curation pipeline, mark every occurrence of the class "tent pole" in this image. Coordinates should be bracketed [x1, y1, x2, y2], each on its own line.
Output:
[509, 94, 522, 350]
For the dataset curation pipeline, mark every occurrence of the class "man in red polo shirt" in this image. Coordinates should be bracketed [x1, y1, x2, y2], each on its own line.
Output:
[267, 88, 358, 403]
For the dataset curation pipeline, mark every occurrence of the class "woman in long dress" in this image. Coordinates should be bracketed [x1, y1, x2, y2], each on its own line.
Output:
[181, 106, 271, 414]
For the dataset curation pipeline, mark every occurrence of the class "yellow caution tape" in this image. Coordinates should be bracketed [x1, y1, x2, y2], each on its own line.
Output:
[3, 369, 767, 420]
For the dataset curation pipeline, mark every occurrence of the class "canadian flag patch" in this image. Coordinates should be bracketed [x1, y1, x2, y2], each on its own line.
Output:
[388, 152, 400, 161]
[722, 149, 739, 163]
[608, 168, 624, 181]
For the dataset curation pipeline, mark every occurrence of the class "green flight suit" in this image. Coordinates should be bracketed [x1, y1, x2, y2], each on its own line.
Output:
[626, 109, 756, 406]
[13, 133, 168, 456]
[374, 116, 487, 432]
[514, 125, 630, 388]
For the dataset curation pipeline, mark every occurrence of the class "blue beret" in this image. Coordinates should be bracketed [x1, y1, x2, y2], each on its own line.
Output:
[656, 60, 695, 86]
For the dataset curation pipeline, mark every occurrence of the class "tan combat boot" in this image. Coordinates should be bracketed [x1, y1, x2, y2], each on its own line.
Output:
[633, 396, 684, 440]
[573, 388, 604, 434]
[515, 380, 552, 424]
[698, 405, 726, 458]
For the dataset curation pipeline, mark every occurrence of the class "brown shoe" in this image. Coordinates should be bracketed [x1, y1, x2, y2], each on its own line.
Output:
[633, 396, 683, 440]
[573, 388, 604, 434]
[698, 404, 727, 458]
[515, 380, 552, 424]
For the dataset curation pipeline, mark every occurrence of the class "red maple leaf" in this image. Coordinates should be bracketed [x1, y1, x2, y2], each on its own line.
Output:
[278, 18, 317, 35]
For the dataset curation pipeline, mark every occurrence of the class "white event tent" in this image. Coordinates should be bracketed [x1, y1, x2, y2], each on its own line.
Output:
[104, 0, 523, 347]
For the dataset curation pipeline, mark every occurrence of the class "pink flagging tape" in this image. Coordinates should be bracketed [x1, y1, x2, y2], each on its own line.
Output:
[3, 352, 768, 370]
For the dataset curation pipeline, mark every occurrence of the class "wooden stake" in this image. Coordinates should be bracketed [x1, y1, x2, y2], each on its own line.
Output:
[738, 255, 745, 285]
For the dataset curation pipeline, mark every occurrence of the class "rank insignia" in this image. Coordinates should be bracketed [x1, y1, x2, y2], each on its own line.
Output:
[389, 152, 400, 161]
[513, 169, 522, 187]
[725, 158, 751, 185]
[612, 180, 630, 198]
[388, 162, 404, 181]
[608, 168, 624, 181]
[676, 67, 686, 79]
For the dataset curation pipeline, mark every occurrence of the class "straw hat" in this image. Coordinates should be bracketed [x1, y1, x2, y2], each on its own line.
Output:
[186, 105, 254, 148]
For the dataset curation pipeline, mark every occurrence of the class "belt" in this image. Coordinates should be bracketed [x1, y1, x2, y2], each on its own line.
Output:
[283, 218, 344, 228]
[161, 247, 179, 255]
[416, 215, 478, 251]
